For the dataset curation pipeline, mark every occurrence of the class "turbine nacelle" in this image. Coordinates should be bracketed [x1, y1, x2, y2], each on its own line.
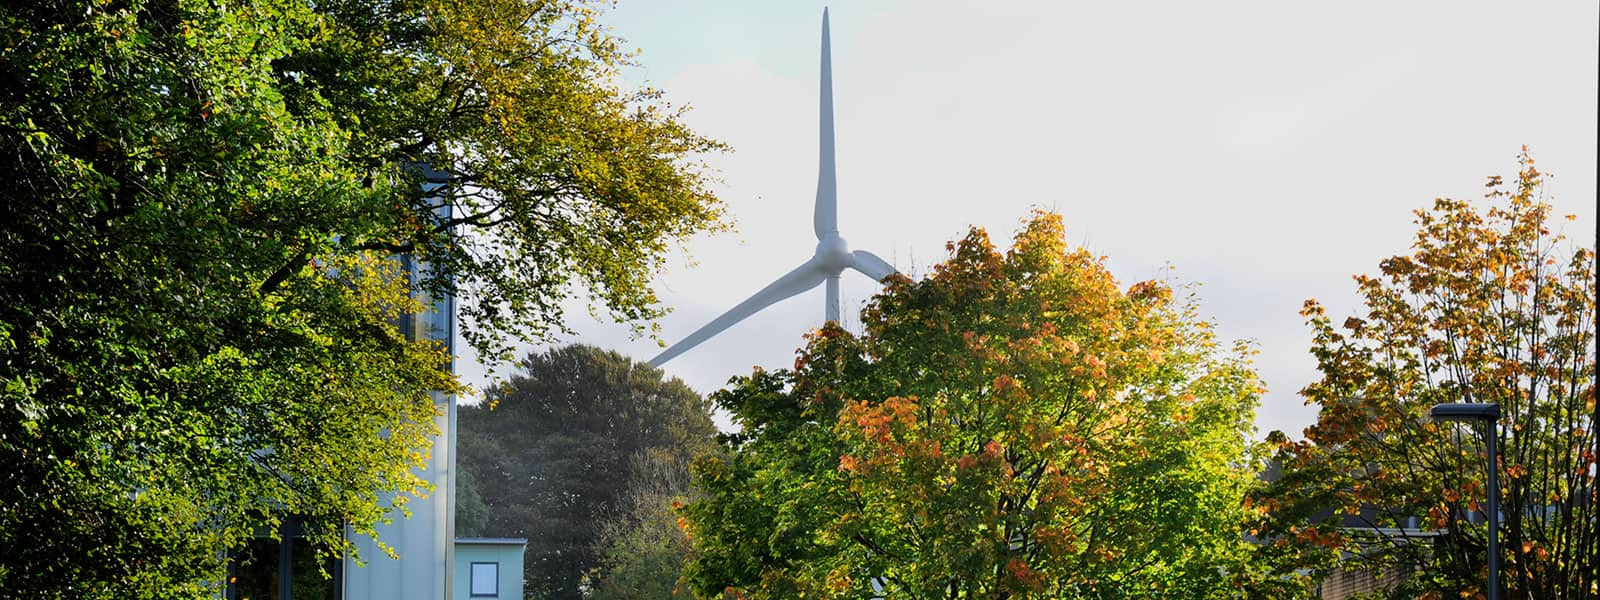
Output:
[814, 235, 852, 273]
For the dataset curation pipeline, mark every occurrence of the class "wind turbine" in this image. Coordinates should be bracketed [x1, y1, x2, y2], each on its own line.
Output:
[649, 8, 898, 368]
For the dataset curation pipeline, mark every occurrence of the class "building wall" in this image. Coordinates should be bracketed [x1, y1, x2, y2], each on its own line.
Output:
[454, 540, 527, 600]
[344, 232, 458, 599]
[343, 393, 456, 599]
[1317, 563, 1408, 599]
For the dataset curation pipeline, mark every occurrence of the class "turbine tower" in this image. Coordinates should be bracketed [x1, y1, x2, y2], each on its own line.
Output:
[649, 8, 898, 368]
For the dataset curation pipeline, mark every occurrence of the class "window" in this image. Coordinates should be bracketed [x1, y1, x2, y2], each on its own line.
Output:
[228, 515, 341, 600]
[469, 562, 498, 597]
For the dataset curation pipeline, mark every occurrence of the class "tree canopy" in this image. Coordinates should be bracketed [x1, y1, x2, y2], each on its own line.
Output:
[1256, 150, 1597, 598]
[0, 0, 724, 594]
[457, 344, 717, 599]
[681, 211, 1274, 598]
[588, 446, 703, 600]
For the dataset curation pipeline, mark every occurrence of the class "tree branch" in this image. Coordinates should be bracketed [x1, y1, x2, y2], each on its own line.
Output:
[260, 246, 311, 294]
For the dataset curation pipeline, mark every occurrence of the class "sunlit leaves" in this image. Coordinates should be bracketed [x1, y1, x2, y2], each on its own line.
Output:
[277, 0, 729, 371]
[1, 0, 723, 595]
[1257, 150, 1597, 598]
[683, 211, 1271, 598]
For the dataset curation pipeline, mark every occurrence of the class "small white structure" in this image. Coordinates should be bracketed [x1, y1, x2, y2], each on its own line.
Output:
[453, 538, 527, 599]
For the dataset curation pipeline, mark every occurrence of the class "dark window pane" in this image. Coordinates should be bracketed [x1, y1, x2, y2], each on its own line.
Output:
[232, 539, 281, 600]
[289, 538, 337, 600]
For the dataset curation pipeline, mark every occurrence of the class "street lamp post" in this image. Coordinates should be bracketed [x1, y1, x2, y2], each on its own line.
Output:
[1430, 402, 1501, 600]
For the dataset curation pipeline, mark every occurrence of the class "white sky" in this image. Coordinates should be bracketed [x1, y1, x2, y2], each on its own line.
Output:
[459, 1, 1599, 439]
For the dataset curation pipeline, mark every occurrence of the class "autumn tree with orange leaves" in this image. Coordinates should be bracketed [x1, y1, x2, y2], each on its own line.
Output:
[680, 212, 1277, 598]
[1256, 150, 1598, 599]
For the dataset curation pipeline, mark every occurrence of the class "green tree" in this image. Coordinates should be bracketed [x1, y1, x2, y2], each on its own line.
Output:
[457, 467, 491, 538]
[457, 345, 717, 599]
[681, 212, 1273, 598]
[0, 0, 724, 594]
[1255, 150, 1597, 598]
[588, 447, 703, 600]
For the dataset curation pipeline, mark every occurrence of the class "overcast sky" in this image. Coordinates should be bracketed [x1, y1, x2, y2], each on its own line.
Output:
[459, 1, 1598, 438]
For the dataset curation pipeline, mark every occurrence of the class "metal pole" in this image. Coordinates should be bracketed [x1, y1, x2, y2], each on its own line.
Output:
[1486, 418, 1500, 600]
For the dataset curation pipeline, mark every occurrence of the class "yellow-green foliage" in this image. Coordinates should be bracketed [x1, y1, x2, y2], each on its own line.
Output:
[1257, 151, 1597, 599]
[0, 0, 724, 595]
[683, 211, 1271, 599]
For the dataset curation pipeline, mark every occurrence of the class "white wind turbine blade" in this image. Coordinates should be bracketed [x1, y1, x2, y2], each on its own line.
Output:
[649, 258, 829, 367]
[813, 8, 838, 240]
[849, 250, 897, 281]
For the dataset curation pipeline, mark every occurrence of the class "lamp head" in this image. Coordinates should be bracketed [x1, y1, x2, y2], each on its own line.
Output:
[1429, 402, 1500, 422]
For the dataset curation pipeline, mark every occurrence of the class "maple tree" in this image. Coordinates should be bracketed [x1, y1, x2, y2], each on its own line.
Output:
[681, 212, 1275, 598]
[1256, 150, 1598, 598]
